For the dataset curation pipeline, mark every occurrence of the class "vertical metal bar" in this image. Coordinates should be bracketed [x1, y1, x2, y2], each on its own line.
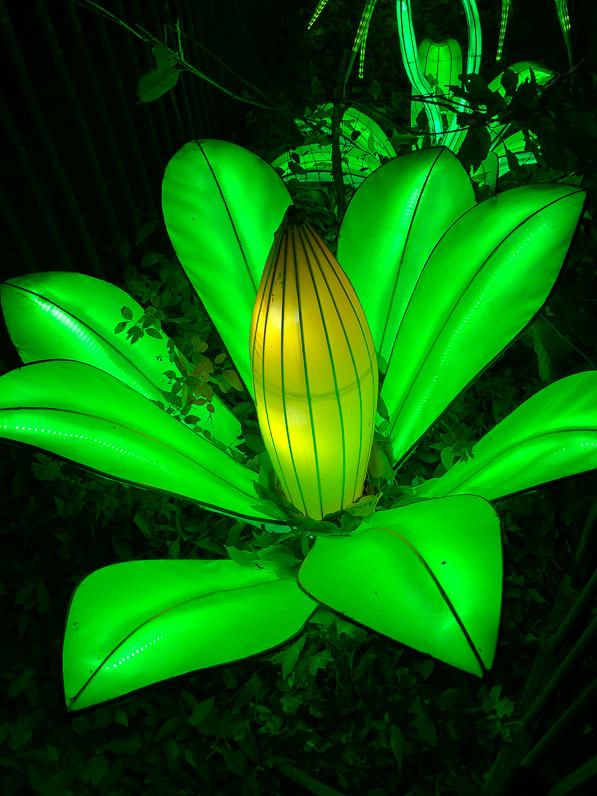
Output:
[35, 0, 121, 243]
[167, 0, 195, 140]
[180, 0, 209, 135]
[129, 0, 175, 161]
[0, 91, 73, 274]
[88, 6, 157, 218]
[157, 0, 186, 144]
[0, 0, 103, 276]
[0, 183, 40, 275]
[112, 0, 167, 189]
[64, 0, 139, 234]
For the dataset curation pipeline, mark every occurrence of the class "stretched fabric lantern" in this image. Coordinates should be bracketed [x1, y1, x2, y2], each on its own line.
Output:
[411, 38, 463, 135]
[250, 215, 378, 519]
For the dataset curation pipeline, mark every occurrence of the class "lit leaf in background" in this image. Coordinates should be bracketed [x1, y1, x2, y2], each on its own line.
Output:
[271, 104, 395, 187]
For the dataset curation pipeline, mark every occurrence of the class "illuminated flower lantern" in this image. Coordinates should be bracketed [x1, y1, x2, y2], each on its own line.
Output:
[250, 212, 378, 519]
[0, 140, 595, 711]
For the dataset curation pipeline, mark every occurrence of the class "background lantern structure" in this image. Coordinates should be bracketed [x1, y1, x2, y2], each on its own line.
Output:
[250, 219, 378, 520]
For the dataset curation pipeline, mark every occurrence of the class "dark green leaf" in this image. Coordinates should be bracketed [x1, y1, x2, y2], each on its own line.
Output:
[137, 68, 180, 103]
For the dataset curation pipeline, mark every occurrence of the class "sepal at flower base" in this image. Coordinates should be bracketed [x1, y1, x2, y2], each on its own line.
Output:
[298, 495, 502, 675]
[64, 559, 317, 710]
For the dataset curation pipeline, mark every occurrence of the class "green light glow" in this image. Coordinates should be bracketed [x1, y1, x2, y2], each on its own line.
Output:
[397, 0, 445, 142]
[381, 179, 586, 464]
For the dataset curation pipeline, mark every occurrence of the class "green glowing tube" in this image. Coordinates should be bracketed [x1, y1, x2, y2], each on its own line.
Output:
[416, 372, 597, 502]
[162, 140, 292, 398]
[64, 559, 317, 710]
[351, 0, 378, 79]
[0, 360, 282, 525]
[382, 178, 585, 465]
[299, 495, 502, 675]
[336, 148, 475, 369]
[496, 0, 511, 61]
[555, 0, 572, 66]
[441, 0, 482, 152]
[396, 0, 444, 143]
[0, 272, 241, 449]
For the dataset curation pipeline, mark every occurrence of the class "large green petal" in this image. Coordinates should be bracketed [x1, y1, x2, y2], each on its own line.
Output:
[162, 140, 292, 396]
[384, 182, 585, 465]
[417, 371, 597, 502]
[64, 559, 316, 710]
[298, 495, 502, 675]
[337, 148, 476, 368]
[0, 272, 241, 449]
[0, 360, 283, 525]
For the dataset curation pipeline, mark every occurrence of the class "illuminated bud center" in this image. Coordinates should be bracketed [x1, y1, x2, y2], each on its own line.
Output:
[249, 219, 378, 520]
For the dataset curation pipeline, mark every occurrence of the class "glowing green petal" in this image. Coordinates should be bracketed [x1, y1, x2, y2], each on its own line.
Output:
[64, 559, 316, 710]
[417, 372, 597, 502]
[337, 148, 475, 368]
[0, 360, 281, 525]
[0, 272, 241, 449]
[162, 140, 292, 397]
[299, 495, 502, 675]
[385, 181, 585, 465]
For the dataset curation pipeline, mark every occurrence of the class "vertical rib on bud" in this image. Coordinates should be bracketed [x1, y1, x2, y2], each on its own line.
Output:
[250, 221, 378, 520]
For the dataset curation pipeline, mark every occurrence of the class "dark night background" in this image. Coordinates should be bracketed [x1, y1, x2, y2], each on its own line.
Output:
[1, 1, 596, 794]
